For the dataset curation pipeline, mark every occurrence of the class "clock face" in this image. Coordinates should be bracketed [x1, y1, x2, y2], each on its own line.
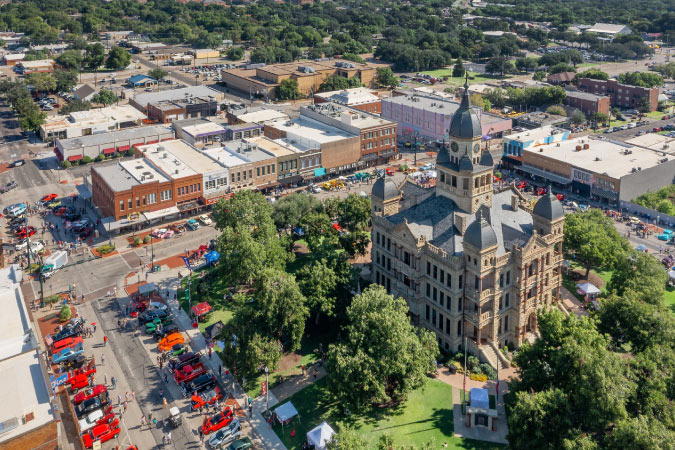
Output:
[474, 144, 481, 153]
[451, 141, 459, 153]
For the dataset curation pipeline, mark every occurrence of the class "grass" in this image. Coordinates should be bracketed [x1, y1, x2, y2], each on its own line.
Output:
[665, 286, 675, 315]
[177, 267, 236, 334]
[417, 70, 503, 86]
[645, 111, 666, 119]
[272, 378, 504, 450]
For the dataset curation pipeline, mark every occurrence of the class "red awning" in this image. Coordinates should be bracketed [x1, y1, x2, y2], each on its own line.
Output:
[117, 145, 130, 152]
[68, 154, 83, 162]
[161, 138, 174, 142]
[102, 147, 115, 155]
[145, 140, 159, 145]
[191, 302, 212, 317]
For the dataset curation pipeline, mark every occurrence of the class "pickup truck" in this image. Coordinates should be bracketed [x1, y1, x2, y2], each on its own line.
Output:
[168, 352, 201, 374]
[173, 362, 207, 385]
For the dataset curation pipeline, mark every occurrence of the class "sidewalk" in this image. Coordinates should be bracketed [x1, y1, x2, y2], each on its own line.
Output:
[271, 364, 327, 403]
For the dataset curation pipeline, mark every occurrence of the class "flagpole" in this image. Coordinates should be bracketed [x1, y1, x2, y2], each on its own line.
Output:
[463, 336, 467, 414]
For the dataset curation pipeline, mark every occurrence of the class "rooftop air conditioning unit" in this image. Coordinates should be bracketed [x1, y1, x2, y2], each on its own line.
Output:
[595, 157, 601, 161]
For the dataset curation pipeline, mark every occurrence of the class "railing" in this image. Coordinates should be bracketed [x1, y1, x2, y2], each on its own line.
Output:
[479, 311, 493, 327]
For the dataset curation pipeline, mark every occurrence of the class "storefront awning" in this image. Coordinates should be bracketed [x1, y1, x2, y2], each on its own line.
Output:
[279, 175, 302, 185]
[519, 164, 571, 184]
[177, 201, 201, 212]
[68, 154, 82, 162]
[314, 168, 326, 177]
[145, 140, 159, 145]
[143, 206, 180, 221]
[591, 187, 618, 200]
[201, 192, 232, 205]
[256, 181, 280, 191]
[102, 147, 115, 155]
[117, 145, 130, 152]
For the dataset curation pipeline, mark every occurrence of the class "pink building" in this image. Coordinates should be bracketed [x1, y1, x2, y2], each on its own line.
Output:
[381, 93, 512, 143]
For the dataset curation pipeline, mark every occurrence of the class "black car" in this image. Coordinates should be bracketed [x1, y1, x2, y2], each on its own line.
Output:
[138, 309, 171, 325]
[0, 180, 17, 193]
[169, 352, 201, 374]
[9, 160, 24, 168]
[76, 396, 108, 418]
[63, 212, 81, 221]
[154, 324, 180, 341]
[59, 354, 88, 370]
[71, 220, 91, 233]
[181, 372, 217, 397]
[52, 318, 85, 342]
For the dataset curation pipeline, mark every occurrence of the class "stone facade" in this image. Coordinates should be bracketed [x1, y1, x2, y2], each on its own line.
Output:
[371, 84, 565, 368]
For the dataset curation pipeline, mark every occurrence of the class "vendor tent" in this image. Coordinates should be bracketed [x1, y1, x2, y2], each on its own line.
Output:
[306, 421, 335, 450]
[138, 282, 157, 297]
[274, 401, 299, 423]
[191, 302, 212, 317]
[576, 282, 601, 299]
[635, 244, 647, 252]
[668, 270, 675, 281]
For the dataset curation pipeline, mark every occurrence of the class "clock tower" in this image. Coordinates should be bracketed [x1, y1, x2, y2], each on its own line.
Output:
[435, 78, 494, 213]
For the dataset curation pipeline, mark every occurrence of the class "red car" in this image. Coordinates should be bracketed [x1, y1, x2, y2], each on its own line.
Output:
[191, 386, 224, 411]
[174, 362, 207, 385]
[516, 181, 527, 189]
[556, 194, 565, 201]
[40, 194, 58, 204]
[200, 407, 234, 435]
[15, 226, 36, 238]
[52, 336, 83, 354]
[82, 420, 121, 448]
[73, 384, 108, 405]
[535, 187, 548, 196]
[129, 301, 147, 318]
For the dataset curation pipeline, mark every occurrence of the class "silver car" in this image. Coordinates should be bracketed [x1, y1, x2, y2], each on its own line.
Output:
[207, 419, 241, 448]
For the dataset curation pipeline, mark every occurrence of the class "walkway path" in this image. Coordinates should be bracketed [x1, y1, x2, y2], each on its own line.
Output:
[271, 364, 327, 403]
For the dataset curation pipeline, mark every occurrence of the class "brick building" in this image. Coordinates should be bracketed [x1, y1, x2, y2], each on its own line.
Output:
[147, 96, 218, 123]
[564, 91, 611, 116]
[313, 87, 382, 114]
[577, 77, 659, 111]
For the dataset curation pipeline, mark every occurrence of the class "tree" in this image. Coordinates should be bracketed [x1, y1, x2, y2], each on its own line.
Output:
[546, 105, 567, 116]
[636, 97, 652, 117]
[336, 194, 371, 231]
[17, 101, 46, 133]
[452, 58, 465, 78]
[563, 210, 626, 278]
[532, 70, 547, 81]
[92, 88, 117, 106]
[60, 99, 91, 114]
[616, 71, 664, 88]
[485, 56, 514, 77]
[54, 70, 78, 93]
[84, 43, 105, 70]
[326, 427, 367, 450]
[590, 112, 609, 124]
[375, 67, 399, 89]
[277, 79, 301, 100]
[483, 87, 508, 108]
[27, 73, 56, 92]
[192, 30, 221, 50]
[655, 198, 675, 215]
[105, 46, 131, 70]
[326, 285, 437, 410]
[214, 190, 275, 234]
[548, 62, 576, 74]
[570, 110, 586, 124]
[272, 192, 321, 230]
[575, 68, 609, 81]
[226, 47, 244, 61]
[297, 259, 337, 325]
[515, 57, 538, 73]
[59, 305, 72, 322]
[606, 250, 667, 305]
[318, 75, 361, 93]
[342, 53, 365, 64]
[55, 50, 83, 70]
[148, 68, 168, 81]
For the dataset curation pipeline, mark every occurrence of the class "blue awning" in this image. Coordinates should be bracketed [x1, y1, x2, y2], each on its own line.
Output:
[314, 168, 326, 177]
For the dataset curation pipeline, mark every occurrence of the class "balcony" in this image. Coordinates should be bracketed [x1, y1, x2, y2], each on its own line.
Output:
[479, 310, 493, 327]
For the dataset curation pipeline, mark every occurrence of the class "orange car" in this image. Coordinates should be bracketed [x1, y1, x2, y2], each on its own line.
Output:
[158, 332, 184, 352]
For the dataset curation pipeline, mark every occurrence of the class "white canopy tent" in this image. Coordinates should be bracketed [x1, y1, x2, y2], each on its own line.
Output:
[306, 421, 335, 450]
[273, 401, 299, 432]
[576, 282, 601, 295]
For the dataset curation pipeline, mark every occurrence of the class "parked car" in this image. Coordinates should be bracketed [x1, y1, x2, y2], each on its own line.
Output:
[76, 396, 109, 419]
[200, 407, 234, 435]
[164, 343, 187, 357]
[82, 421, 121, 449]
[153, 323, 180, 341]
[225, 437, 252, 450]
[199, 214, 213, 226]
[52, 336, 83, 353]
[191, 386, 224, 411]
[29, 239, 46, 255]
[181, 372, 217, 397]
[168, 352, 201, 374]
[3, 202, 25, 217]
[168, 224, 185, 234]
[9, 159, 24, 168]
[73, 384, 108, 405]
[186, 219, 200, 231]
[138, 309, 171, 325]
[15, 226, 36, 238]
[173, 362, 207, 385]
[207, 419, 242, 448]
[129, 301, 147, 317]
[52, 318, 85, 342]
[53, 342, 85, 364]
[158, 332, 185, 352]
[78, 405, 114, 434]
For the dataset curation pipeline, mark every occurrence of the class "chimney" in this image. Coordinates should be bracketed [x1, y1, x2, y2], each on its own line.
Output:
[511, 195, 519, 211]
[454, 212, 467, 235]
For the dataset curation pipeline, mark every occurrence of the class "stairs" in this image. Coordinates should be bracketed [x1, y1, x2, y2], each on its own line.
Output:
[479, 342, 511, 370]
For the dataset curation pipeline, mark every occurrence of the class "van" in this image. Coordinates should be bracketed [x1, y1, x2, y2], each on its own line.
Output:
[158, 332, 184, 352]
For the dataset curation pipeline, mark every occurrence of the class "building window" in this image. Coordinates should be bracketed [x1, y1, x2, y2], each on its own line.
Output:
[499, 273, 504, 287]
[463, 178, 469, 190]
[504, 316, 509, 331]
[447, 275, 451, 288]
[458, 298, 462, 311]
[142, 196, 146, 205]
[128, 199, 132, 209]
[457, 320, 462, 336]
[426, 283, 431, 298]
[505, 293, 510, 307]
[458, 275, 463, 288]
[432, 309, 437, 326]
[440, 269, 445, 284]
[506, 271, 510, 285]
[426, 262, 431, 275]
[426, 304, 430, 321]
[439, 291, 444, 307]
[120, 200, 124, 211]
[147, 193, 157, 204]
[432, 287, 437, 302]
[451, 176, 457, 187]
[433, 265, 437, 279]
[160, 189, 172, 201]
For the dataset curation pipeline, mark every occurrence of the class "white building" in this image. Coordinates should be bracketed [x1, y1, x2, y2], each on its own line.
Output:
[585, 23, 632, 39]
[39, 105, 146, 142]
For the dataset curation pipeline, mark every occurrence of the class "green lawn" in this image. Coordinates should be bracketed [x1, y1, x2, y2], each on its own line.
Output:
[177, 268, 235, 333]
[665, 286, 675, 315]
[567, 260, 613, 292]
[272, 378, 505, 450]
[418, 70, 503, 86]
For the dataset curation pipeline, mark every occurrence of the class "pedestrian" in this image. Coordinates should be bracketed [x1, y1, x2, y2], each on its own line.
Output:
[208, 347, 212, 359]
[167, 431, 172, 444]
[313, 368, 318, 379]
[218, 365, 222, 377]
[131, 391, 136, 402]
[112, 376, 117, 388]
[104, 373, 108, 385]
[123, 400, 128, 413]
[148, 412, 153, 423]
[199, 429, 204, 443]
[163, 397, 168, 409]
[163, 373, 168, 384]
[141, 415, 147, 429]
[125, 305, 129, 315]
[101, 354, 105, 366]
[214, 399, 219, 411]
[93, 324, 97, 333]
[249, 403, 253, 416]
[125, 392, 130, 402]
[118, 394, 122, 406]
[159, 388, 164, 398]
[159, 359, 163, 370]
[301, 364, 305, 375]
[103, 335, 108, 347]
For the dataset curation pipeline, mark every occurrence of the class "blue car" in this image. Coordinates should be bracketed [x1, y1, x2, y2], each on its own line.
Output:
[52, 342, 84, 364]
[186, 219, 200, 231]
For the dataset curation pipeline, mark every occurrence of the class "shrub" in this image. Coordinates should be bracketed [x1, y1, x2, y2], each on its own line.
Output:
[81, 156, 92, 164]
[29, 263, 40, 273]
[97, 243, 115, 255]
[143, 235, 151, 244]
[113, 152, 120, 158]
[480, 363, 497, 380]
[59, 304, 71, 322]
[501, 344, 510, 356]
[126, 149, 134, 157]
[546, 105, 567, 116]
[467, 355, 480, 371]
[399, 164, 409, 172]
[60, 160, 71, 169]
[71, 159, 79, 166]
[133, 236, 142, 246]
[95, 154, 105, 162]
[450, 361, 464, 374]
[470, 373, 488, 382]
[43, 295, 60, 306]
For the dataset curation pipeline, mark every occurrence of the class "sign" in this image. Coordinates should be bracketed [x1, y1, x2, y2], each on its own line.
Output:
[181, 256, 192, 271]
[50, 373, 68, 392]
[92, 440, 102, 450]
[261, 381, 267, 396]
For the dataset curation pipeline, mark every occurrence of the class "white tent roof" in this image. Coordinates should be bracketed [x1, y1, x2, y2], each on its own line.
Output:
[576, 282, 601, 295]
[668, 270, 675, 280]
[306, 421, 335, 450]
[274, 401, 299, 422]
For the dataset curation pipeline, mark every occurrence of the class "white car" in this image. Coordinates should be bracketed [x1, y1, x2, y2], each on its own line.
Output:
[78, 408, 105, 434]
[207, 419, 242, 448]
[15, 238, 28, 251]
[29, 240, 45, 255]
[199, 214, 213, 226]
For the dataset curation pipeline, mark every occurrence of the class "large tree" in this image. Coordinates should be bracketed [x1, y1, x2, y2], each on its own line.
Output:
[607, 250, 667, 305]
[92, 88, 117, 106]
[55, 50, 83, 70]
[318, 75, 362, 93]
[297, 259, 338, 325]
[148, 68, 168, 81]
[105, 46, 131, 70]
[563, 210, 626, 278]
[326, 285, 437, 409]
[84, 43, 105, 70]
[277, 79, 301, 100]
[54, 70, 78, 93]
[375, 67, 399, 89]
[272, 192, 321, 231]
[27, 72, 56, 92]
[335, 194, 371, 232]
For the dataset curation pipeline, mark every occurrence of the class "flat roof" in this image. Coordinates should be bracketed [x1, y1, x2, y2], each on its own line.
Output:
[587, 23, 628, 33]
[565, 90, 608, 101]
[19, 59, 54, 68]
[3, 53, 25, 60]
[384, 94, 464, 114]
[303, 103, 394, 129]
[137, 141, 197, 178]
[0, 266, 34, 361]
[94, 163, 140, 192]
[119, 158, 170, 184]
[182, 121, 226, 137]
[314, 87, 379, 106]
[625, 133, 675, 151]
[267, 116, 356, 144]
[223, 140, 276, 163]
[139, 139, 220, 174]
[133, 86, 221, 108]
[202, 146, 251, 168]
[236, 109, 288, 124]
[247, 136, 298, 157]
[524, 137, 668, 178]
[57, 125, 172, 150]
[504, 125, 566, 143]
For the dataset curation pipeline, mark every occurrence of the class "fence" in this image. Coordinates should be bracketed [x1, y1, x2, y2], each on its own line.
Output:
[619, 201, 675, 228]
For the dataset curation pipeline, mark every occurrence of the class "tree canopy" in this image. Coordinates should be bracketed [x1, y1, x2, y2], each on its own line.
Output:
[105, 46, 131, 70]
[277, 78, 301, 100]
[318, 75, 362, 93]
[92, 88, 117, 106]
[374, 67, 399, 89]
[616, 71, 664, 88]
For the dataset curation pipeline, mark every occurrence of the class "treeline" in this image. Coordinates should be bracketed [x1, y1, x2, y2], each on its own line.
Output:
[0, 79, 45, 133]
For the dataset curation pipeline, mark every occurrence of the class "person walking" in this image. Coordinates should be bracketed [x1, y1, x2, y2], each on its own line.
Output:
[131, 391, 136, 402]
[104, 373, 108, 385]
[199, 429, 204, 443]
[93, 324, 97, 333]
[141, 415, 147, 429]
[163, 373, 168, 384]
[118, 394, 122, 406]
[123, 401, 128, 413]
[218, 365, 222, 377]
[112, 376, 117, 388]
[103, 335, 108, 347]
[208, 347, 212, 360]
[159, 388, 164, 399]
[101, 354, 105, 366]
[163, 397, 168, 410]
